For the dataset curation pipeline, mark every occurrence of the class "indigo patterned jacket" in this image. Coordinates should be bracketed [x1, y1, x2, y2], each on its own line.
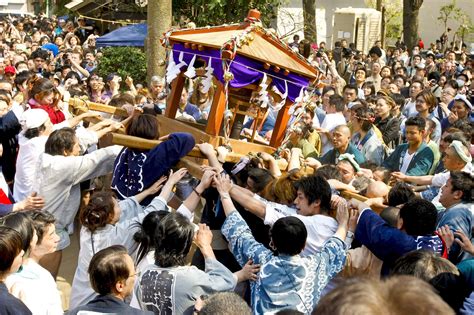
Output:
[221, 211, 346, 314]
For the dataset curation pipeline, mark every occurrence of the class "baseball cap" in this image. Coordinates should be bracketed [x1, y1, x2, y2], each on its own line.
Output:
[454, 94, 473, 110]
[4, 65, 16, 75]
[20, 109, 49, 130]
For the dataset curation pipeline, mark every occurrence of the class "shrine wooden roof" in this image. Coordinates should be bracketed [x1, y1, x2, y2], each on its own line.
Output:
[168, 23, 318, 80]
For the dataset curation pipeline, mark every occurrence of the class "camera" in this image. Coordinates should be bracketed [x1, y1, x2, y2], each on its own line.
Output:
[315, 48, 324, 58]
[157, 91, 167, 101]
[343, 48, 354, 59]
[62, 53, 71, 65]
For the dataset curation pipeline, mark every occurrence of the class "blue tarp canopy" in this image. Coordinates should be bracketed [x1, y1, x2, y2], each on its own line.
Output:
[96, 23, 147, 48]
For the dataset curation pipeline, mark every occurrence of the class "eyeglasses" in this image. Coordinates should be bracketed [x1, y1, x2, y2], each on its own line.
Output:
[128, 271, 141, 278]
[441, 90, 455, 97]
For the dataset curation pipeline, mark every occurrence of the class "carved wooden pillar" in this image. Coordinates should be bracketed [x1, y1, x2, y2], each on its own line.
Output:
[205, 80, 226, 136]
[269, 98, 293, 147]
[165, 71, 185, 118]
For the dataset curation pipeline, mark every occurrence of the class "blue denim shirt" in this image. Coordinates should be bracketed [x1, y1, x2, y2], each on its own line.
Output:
[437, 202, 474, 263]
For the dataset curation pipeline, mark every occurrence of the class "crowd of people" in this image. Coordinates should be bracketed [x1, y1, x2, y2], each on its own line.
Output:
[0, 12, 473, 315]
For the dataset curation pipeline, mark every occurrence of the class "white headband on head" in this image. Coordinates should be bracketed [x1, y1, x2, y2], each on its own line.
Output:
[449, 140, 472, 164]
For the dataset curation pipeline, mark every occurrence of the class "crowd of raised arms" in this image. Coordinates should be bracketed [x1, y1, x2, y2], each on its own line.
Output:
[0, 13, 473, 315]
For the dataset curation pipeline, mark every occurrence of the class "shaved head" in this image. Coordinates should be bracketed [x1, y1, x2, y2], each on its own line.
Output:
[366, 180, 390, 198]
[334, 125, 351, 137]
[332, 125, 351, 150]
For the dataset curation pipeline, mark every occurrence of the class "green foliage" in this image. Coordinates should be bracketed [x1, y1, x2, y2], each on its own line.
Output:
[172, 0, 282, 27]
[366, 0, 403, 42]
[96, 47, 147, 85]
[437, 0, 463, 30]
[51, 0, 74, 16]
[456, 13, 474, 42]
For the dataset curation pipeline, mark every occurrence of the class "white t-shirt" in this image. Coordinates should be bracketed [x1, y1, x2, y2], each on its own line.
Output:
[400, 151, 416, 174]
[431, 162, 473, 205]
[403, 99, 418, 118]
[260, 199, 338, 256]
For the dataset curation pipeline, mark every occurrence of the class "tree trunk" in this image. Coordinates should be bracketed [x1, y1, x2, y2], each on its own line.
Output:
[376, 0, 382, 11]
[403, 0, 423, 51]
[302, 0, 317, 43]
[147, 0, 171, 80]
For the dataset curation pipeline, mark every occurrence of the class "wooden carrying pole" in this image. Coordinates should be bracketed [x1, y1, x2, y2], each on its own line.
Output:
[111, 133, 244, 163]
[68, 98, 129, 117]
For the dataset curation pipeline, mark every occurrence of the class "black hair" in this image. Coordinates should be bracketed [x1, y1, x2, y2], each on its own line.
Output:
[27, 211, 55, 245]
[380, 206, 400, 227]
[313, 165, 342, 181]
[88, 245, 130, 295]
[388, 182, 415, 207]
[427, 71, 441, 82]
[31, 48, 50, 61]
[443, 132, 470, 149]
[322, 86, 335, 96]
[133, 210, 170, 265]
[355, 66, 367, 77]
[293, 175, 331, 213]
[153, 212, 194, 267]
[391, 93, 406, 108]
[64, 70, 81, 83]
[14, 70, 33, 90]
[24, 123, 46, 139]
[399, 198, 437, 236]
[270, 216, 307, 256]
[369, 46, 382, 57]
[405, 116, 426, 131]
[127, 114, 160, 140]
[353, 106, 375, 132]
[328, 94, 345, 112]
[247, 168, 273, 193]
[410, 79, 425, 90]
[45, 127, 76, 155]
[0, 212, 35, 255]
[80, 191, 116, 234]
[393, 74, 406, 84]
[450, 171, 473, 203]
[362, 82, 376, 96]
[0, 226, 23, 278]
[343, 83, 358, 94]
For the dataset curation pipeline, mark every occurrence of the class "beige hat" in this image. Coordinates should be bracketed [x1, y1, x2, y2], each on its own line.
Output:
[21, 108, 49, 130]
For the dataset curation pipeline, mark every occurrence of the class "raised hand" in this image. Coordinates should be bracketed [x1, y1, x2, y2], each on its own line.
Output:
[391, 172, 407, 182]
[196, 143, 215, 157]
[348, 208, 359, 233]
[16, 192, 45, 211]
[199, 169, 217, 191]
[195, 223, 213, 249]
[335, 202, 349, 226]
[146, 176, 168, 195]
[166, 168, 188, 186]
[454, 230, 474, 256]
[213, 173, 233, 195]
[437, 225, 454, 250]
[235, 259, 260, 282]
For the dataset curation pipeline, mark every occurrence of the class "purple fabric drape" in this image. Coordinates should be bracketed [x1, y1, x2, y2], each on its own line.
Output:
[171, 43, 311, 102]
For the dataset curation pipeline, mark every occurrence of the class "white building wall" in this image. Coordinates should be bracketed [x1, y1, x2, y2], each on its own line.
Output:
[0, 0, 30, 14]
[278, 0, 474, 51]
